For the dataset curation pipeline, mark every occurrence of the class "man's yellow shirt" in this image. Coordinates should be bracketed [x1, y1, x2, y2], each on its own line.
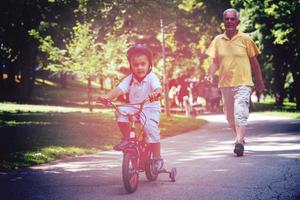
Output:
[206, 31, 261, 88]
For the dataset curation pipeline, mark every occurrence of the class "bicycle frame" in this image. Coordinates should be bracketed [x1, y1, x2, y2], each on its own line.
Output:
[97, 97, 176, 193]
[118, 103, 155, 171]
[98, 98, 157, 191]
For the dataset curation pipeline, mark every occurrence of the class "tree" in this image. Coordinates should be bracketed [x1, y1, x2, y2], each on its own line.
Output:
[231, 0, 300, 110]
[174, 0, 231, 78]
[0, 0, 78, 100]
[32, 21, 103, 110]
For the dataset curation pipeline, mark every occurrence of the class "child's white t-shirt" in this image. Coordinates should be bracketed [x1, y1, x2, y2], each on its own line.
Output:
[118, 72, 162, 110]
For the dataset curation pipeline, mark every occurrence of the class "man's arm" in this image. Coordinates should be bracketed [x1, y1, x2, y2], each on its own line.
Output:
[250, 56, 265, 93]
[207, 58, 219, 81]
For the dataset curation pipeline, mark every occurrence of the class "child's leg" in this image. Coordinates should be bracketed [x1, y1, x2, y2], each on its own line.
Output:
[113, 122, 131, 150]
[148, 142, 161, 159]
[140, 108, 161, 158]
[116, 106, 136, 139]
[117, 122, 130, 139]
[114, 107, 134, 150]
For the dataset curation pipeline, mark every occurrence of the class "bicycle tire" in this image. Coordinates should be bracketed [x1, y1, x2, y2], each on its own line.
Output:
[122, 153, 139, 193]
[145, 151, 158, 181]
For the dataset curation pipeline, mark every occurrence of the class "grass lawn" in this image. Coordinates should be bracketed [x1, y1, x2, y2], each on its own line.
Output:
[255, 111, 300, 119]
[0, 102, 206, 171]
[252, 97, 300, 119]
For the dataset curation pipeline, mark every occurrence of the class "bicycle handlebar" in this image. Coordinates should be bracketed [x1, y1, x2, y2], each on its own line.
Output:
[97, 92, 161, 116]
[97, 97, 149, 117]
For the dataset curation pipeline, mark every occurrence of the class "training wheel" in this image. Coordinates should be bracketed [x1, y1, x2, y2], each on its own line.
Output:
[169, 167, 177, 182]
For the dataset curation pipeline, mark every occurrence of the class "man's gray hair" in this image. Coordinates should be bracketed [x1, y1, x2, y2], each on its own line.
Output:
[223, 8, 240, 20]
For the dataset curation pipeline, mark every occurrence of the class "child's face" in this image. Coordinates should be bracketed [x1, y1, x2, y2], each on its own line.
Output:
[130, 54, 150, 79]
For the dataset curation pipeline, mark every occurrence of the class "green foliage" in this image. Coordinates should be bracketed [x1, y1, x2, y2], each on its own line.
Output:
[6, 0, 300, 109]
[31, 21, 102, 80]
[231, 0, 300, 109]
[2, 0, 231, 92]
[0, 43, 17, 62]
[178, 0, 205, 11]
[271, 24, 293, 45]
[253, 96, 298, 113]
[230, 0, 298, 46]
[86, 0, 230, 81]
[261, 1, 296, 45]
[0, 102, 206, 171]
[67, 22, 101, 80]
[99, 34, 129, 79]
[0, 146, 98, 170]
[29, 29, 69, 74]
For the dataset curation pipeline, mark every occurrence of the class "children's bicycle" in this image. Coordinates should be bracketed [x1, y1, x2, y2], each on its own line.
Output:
[98, 97, 177, 193]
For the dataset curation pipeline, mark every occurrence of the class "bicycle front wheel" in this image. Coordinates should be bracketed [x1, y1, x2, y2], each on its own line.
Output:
[122, 153, 139, 193]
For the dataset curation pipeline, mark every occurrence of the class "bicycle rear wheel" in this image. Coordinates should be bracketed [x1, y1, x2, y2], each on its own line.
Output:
[122, 153, 139, 193]
[145, 151, 158, 181]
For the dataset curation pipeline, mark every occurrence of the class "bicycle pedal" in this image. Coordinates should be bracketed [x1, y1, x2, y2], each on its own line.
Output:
[157, 168, 168, 173]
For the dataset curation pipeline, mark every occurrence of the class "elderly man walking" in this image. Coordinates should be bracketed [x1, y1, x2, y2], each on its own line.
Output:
[206, 8, 265, 156]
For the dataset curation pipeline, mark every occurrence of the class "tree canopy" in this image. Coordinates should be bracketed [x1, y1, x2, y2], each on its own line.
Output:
[231, 0, 300, 109]
[1, 0, 299, 110]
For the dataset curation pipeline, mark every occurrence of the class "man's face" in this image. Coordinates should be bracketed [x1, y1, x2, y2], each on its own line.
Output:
[223, 11, 240, 32]
[130, 54, 150, 79]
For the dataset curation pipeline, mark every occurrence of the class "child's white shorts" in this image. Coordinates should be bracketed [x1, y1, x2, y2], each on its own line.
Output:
[116, 106, 160, 143]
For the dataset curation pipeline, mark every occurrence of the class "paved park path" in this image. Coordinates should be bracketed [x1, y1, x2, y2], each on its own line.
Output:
[1, 114, 300, 200]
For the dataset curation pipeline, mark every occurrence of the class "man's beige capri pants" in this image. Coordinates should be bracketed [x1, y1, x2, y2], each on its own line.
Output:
[220, 86, 252, 127]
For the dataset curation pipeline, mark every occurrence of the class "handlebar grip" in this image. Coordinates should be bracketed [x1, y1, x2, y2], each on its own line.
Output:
[149, 92, 161, 102]
[97, 97, 112, 107]
[97, 97, 105, 103]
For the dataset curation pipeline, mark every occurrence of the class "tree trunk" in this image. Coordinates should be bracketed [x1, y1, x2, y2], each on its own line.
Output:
[20, 62, 30, 101]
[60, 72, 67, 88]
[272, 46, 288, 108]
[0, 62, 5, 100]
[19, 44, 37, 101]
[28, 57, 36, 98]
[290, 58, 300, 110]
[6, 61, 18, 101]
[87, 77, 93, 112]
[99, 75, 104, 90]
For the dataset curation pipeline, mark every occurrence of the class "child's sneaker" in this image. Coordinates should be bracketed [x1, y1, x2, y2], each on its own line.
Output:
[234, 143, 244, 157]
[113, 139, 129, 151]
[153, 158, 164, 173]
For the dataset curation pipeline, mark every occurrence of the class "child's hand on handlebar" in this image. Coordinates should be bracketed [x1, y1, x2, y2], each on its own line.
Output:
[97, 95, 110, 104]
[149, 92, 161, 102]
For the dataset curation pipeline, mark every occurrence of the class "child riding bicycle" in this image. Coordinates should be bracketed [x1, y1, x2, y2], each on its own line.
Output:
[99, 44, 163, 171]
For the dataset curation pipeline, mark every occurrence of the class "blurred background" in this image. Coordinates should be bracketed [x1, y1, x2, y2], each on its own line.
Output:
[0, 0, 299, 112]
